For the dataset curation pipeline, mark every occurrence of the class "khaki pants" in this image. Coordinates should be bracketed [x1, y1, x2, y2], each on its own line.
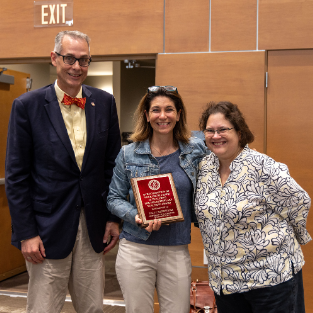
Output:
[116, 238, 191, 313]
[26, 210, 105, 313]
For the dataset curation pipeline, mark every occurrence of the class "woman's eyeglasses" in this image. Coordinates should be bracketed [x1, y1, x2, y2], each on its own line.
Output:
[147, 86, 178, 94]
[204, 128, 234, 136]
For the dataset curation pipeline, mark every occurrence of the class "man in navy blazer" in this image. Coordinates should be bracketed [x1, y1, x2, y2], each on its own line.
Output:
[5, 31, 121, 313]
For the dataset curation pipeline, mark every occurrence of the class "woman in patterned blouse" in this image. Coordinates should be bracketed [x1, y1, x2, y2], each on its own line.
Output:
[195, 101, 311, 313]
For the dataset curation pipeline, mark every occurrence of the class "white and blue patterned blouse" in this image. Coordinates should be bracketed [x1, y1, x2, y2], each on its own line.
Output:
[195, 145, 311, 295]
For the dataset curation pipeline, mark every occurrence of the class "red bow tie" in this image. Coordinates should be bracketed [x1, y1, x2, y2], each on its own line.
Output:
[62, 94, 86, 110]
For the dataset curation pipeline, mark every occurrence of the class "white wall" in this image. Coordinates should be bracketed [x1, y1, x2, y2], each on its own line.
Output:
[113, 61, 121, 120]
[120, 64, 155, 134]
[0, 63, 51, 91]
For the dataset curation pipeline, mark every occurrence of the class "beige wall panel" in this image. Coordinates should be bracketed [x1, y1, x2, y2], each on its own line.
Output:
[259, 1, 313, 50]
[165, 0, 209, 53]
[211, 0, 256, 51]
[156, 52, 265, 152]
[0, 0, 163, 59]
[267, 50, 313, 310]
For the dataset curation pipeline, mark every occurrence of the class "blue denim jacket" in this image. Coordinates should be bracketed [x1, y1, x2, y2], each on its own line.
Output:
[107, 137, 208, 240]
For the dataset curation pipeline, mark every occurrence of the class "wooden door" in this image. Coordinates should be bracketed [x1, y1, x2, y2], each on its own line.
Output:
[267, 50, 313, 311]
[0, 69, 30, 282]
[156, 51, 266, 282]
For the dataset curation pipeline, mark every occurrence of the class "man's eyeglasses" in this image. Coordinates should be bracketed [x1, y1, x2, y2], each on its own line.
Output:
[204, 128, 234, 136]
[147, 86, 178, 94]
[55, 52, 92, 67]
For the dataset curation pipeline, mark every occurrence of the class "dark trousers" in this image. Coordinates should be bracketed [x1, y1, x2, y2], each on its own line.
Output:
[214, 269, 305, 313]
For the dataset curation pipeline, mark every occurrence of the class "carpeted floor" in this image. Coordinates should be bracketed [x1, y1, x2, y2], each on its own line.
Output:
[0, 244, 125, 312]
[0, 295, 125, 313]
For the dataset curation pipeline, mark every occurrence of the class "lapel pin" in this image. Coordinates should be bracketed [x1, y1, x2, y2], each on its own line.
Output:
[91, 102, 95, 106]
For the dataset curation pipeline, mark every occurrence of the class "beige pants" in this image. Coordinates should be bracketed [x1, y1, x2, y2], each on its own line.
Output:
[116, 238, 192, 313]
[26, 210, 105, 313]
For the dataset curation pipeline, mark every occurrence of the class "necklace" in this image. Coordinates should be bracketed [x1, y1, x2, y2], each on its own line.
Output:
[151, 145, 176, 157]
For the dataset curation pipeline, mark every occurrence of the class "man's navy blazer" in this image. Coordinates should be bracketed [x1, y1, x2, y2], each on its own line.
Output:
[5, 84, 121, 259]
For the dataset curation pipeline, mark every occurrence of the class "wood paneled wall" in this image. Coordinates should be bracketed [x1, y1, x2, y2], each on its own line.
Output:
[211, 0, 257, 51]
[165, 0, 209, 53]
[2, 0, 313, 59]
[190, 225, 208, 281]
[267, 50, 313, 309]
[0, 0, 163, 59]
[156, 52, 266, 152]
[74, 0, 163, 55]
[259, 0, 313, 50]
[0, 187, 26, 281]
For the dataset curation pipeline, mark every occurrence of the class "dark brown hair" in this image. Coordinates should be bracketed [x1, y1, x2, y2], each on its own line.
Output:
[129, 87, 190, 143]
[199, 101, 254, 148]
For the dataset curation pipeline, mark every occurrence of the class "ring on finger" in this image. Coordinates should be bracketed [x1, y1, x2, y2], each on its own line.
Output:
[27, 257, 32, 260]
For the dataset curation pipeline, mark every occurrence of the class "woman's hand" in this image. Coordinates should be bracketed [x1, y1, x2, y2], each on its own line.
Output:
[135, 214, 162, 232]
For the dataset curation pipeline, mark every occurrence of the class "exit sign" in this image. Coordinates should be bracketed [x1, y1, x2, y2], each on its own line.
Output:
[34, 1, 73, 27]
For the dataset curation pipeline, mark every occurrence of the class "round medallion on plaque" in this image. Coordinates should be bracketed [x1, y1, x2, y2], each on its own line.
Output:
[148, 179, 160, 191]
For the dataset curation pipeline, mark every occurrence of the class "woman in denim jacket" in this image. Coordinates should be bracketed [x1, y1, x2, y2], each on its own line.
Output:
[107, 86, 208, 313]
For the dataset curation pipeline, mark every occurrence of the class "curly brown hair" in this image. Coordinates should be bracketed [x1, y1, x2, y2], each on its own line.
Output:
[199, 101, 254, 148]
[129, 87, 190, 143]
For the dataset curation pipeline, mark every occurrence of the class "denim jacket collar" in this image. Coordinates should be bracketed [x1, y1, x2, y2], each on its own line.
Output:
[134, 138, 193, 156]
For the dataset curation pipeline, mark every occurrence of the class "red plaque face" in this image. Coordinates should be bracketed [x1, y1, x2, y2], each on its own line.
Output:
[131, 173, 184, 227]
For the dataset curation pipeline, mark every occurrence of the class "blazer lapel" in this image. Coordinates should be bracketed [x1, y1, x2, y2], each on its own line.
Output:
[81, 85, 96, 172]
[44, 85, 78, 166]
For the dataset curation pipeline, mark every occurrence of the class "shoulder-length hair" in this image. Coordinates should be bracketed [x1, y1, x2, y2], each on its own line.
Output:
[199, 101, 254, 148]
[129, 87, 190, 144]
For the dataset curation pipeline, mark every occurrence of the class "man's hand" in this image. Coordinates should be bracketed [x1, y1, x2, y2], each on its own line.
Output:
[135, 214, 162, 232]
[103, 222, 120, 255]
[21, 236, 46, 264]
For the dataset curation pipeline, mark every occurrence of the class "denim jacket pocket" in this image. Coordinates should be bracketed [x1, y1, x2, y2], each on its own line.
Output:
[125, 164, 151, 179]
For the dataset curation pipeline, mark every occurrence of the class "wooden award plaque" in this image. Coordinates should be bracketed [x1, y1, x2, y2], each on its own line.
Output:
[130, 173, 184, 227]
